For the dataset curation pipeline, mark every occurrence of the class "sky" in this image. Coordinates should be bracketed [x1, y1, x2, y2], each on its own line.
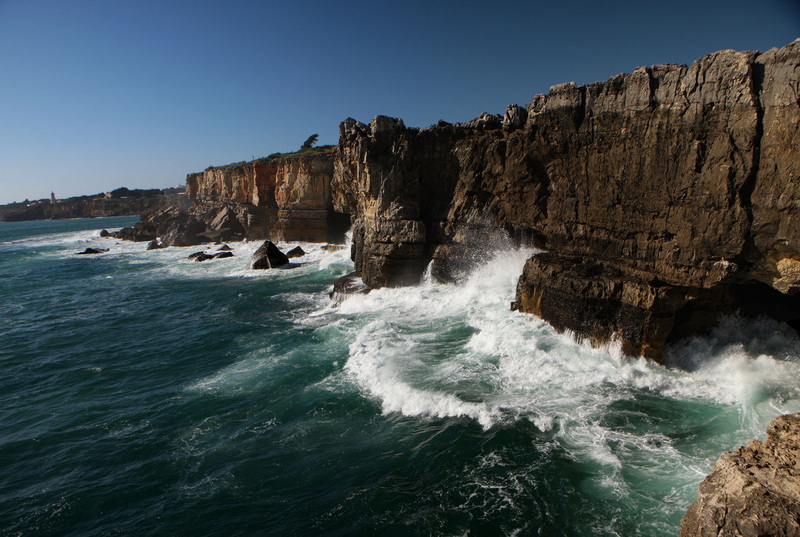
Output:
[0, 0, 798, 204]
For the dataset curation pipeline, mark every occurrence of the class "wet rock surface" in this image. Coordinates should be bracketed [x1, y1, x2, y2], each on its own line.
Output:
[329, 271, 370, 306]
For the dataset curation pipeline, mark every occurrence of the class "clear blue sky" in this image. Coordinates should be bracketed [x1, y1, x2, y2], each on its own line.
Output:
[0, 0, 798, 203]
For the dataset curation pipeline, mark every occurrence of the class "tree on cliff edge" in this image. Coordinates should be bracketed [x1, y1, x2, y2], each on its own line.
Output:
[300, 134, 318, 151]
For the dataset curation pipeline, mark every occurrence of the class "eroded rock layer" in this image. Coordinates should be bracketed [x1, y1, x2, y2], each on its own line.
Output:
[186, 147, 349, 243]
[333, 39, 800, 360]
[680, 413, 800, 537]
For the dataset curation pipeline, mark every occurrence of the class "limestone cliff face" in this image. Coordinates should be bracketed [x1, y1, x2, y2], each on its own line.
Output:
[680, 413, 800, 537]
[333, 39, 800, 359]
[186, 148, 348, 242]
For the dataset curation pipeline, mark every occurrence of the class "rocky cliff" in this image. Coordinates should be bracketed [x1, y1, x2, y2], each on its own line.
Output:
[186, 147, 349, 243]
[680, 413, 800, 536]
[333, 39, 800, 360]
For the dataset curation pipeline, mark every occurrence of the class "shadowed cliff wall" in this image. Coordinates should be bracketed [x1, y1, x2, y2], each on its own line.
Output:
[333, 39, 800, 360]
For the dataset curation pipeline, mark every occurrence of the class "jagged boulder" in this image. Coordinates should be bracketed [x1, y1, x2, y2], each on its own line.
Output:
[146, 240, 164, 250]
[680, 413, 800, 536]
[161, 217, 207, 247]
[217, 244, 232, 251]
[113, 207, 207, 246]
[113, 222, 156, 242]
[213, 251, 234, 259]
[286, 246, 306, 258]
[249, 241, 289, 269]
[207, 206, 246, 241]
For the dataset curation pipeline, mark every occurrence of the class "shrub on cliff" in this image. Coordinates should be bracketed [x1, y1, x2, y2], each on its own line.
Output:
[300, 134, 318, 151]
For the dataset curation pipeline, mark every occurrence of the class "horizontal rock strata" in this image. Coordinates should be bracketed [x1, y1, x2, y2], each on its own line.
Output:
[333, 39, 800, 360]
[680, 413, 800, 537]
[186, 148, 349, 243]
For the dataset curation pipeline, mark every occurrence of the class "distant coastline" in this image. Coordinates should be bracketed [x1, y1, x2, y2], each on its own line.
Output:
[0, 186, 191, 222]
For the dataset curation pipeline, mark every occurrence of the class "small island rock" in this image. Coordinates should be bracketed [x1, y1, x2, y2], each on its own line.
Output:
[249, 241, 289, 269]
[286, 246, 306, 258]
[77, 248, 108, 255]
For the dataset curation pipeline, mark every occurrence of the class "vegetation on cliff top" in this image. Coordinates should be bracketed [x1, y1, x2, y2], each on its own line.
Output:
[205, 144, 336, 172]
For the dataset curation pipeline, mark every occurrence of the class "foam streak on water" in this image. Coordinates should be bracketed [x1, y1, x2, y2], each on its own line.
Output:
[321, 247, 800, 533]
[3, 218, 800, 536]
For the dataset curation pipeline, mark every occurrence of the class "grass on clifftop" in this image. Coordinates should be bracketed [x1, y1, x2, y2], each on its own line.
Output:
[205, 145, 336, 171]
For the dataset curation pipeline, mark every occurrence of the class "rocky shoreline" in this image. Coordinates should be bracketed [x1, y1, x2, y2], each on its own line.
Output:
[334, 39, 800, 363]
[108, 147, 351, 248]
[328, 39, 800, 534]
[84, 39, 800, 533]
[0, 187, 190, 222]
[680, 413, 800, 536]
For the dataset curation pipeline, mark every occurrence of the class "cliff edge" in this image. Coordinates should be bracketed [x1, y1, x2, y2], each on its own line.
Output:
[186, 146, 349, 243]
[680, 413, 800, 537]
[333, 39, 800, 360]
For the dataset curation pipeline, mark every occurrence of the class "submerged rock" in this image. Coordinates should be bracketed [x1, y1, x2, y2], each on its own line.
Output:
[249, 241, 289, 269]
[680, 413, 800, 536]
[329, 271, 370, 306]
[77, 248, 108, 255]
[188, 249, 234, 262]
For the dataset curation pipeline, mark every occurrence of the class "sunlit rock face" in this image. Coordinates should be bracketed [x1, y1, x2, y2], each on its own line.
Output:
[333, 39, 800, 361]
[680, 413, 800, 537]
[186, 148, 349, 243]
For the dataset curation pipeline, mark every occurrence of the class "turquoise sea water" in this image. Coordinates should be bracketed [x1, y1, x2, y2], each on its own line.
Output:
[2, 217, 800, 536]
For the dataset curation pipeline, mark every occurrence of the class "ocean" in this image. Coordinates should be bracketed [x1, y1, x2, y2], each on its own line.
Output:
[2, 216, 799, 536]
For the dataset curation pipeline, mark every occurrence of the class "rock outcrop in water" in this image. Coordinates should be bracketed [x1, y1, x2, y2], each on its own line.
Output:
[680, 412, 800, 536]
[249, 240, 290, 269]
[186, 147, 350, 243]
[333, 39, 800, 360]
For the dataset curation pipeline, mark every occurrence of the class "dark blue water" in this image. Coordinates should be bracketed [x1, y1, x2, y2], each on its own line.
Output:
[2, 217, 799, 536]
